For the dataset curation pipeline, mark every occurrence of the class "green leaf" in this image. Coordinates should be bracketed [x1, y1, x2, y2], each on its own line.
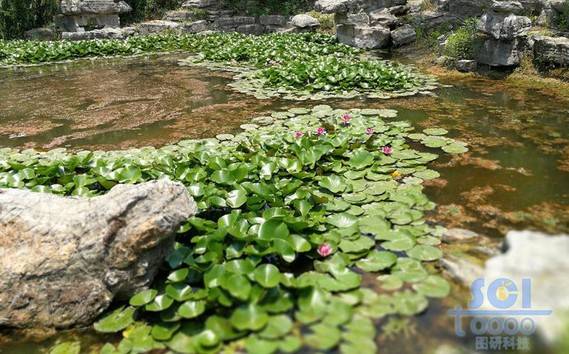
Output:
[178, 300, 206, 319]
[94, 306, 136, 333]
[129, 289, 158, 307]
[49, 341, 80, 354]
[220, 273, 252, 300]
[230, 304, 269, 331]
[227, 189, 247, 208]
[258, 315, 293, 339]
[319, 175, 347, 194]
[254, 264, 281, 288]
[406, 245, 443, 261]
[356, 250, 397, 272]
[259, 218, 289, 240]
[145, 294, 174, 312]
[326, 212, 358, 228]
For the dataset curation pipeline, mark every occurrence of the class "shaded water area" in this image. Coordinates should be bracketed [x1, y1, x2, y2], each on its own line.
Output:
[0, 54, 568, 354]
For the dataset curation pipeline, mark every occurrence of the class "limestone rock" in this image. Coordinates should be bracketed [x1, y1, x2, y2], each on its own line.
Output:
[182, 0, 219, 8]
[181, 20, 209, 33]
[138, 20, 181, 35]
[369, 9, 399, 28]
[60, 0, 132, 15]
[291, 14, 321, 29]
[491, 0, 525, 15]
[336, 23, 391, 49]
[442, 228, 481, 243]
[391, 24, 416, 47]
[484, 230, 569, 343]
[62, 27, 132, 40]
[0, 180, 196, 329]
[259, 15, 287, 26]
[24, 27, 56, 41]
[477, 37, 525, 66]
[533, 35, 569, 69]
[315, 0, 356, 14]
[478, 13, 532, 40]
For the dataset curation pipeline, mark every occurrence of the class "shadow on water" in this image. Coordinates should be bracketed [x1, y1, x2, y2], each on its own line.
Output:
[0, 54, 568, 354]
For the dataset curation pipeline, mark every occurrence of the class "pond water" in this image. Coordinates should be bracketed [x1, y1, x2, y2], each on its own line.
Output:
[0, 54, 568, 354]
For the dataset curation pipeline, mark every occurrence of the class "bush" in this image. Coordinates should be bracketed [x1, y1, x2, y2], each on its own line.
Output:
[221, 0, 313, 16]
[122, 0, 185, 24]
[0, 0, 58, 39]
[443, 18, 480, 60]
[555, 0, 569, 31]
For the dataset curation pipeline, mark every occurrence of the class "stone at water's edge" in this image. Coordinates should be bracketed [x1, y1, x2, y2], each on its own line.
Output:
[484, 230, 569, 343]
[0, 180, 196, 329]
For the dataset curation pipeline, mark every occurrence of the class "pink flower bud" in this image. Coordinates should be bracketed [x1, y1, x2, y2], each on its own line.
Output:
[294, 131, 304, 139]
[366, 128, 375, 135]
[316, 127, 327, 136]
[381, 146, 393, 155]
[317, 243, 333, 257]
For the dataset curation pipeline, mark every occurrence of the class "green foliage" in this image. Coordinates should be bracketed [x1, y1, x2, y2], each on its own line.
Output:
[0, 32, 350, 66]
[259, 56, 425, 93]
[222, 0, 312, 16]
[0, 106, 467, 354]
[554, 0, 569, 31]
[122, 0, 185, 24]
[443, 18, 480, 60]
[0, 0, 58, 39]
[307, 10, 335, 33]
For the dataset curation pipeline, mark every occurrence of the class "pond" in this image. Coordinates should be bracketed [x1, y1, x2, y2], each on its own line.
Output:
[0, 53, 568, 354]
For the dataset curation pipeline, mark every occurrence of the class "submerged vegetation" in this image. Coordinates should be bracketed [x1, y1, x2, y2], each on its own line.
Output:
[1, 32, 435, 99]
[1, 106, 468, 354]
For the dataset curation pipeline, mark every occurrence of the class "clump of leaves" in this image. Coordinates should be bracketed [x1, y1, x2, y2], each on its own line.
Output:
[258, 56, 426, 93]
[443, 18, 480, 60]
[0, 106, 467, 354]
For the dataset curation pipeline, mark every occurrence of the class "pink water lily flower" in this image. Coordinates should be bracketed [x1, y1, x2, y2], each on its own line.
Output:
[365, 127, 375, 135]
[341, 114, 352, 125]
[294, 131, 304, 139]
[381, 146, 393, 155]
[317, 243, 333, 257]
[316, 127, 327, 136]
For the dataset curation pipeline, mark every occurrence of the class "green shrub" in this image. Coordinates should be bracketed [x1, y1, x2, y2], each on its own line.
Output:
[0, 0, 58, 39]
[555, 0, 569, 31]
[122, 0, 185, 24]
[222, 0, 313, 16]
[307, 11, 335, 33]
[443, 18, 480, 60]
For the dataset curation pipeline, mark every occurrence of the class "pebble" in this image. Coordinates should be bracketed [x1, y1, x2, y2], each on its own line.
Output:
[441, 228, 481, 243]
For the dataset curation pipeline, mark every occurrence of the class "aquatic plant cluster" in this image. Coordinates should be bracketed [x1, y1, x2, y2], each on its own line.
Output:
[0, 106, 468, 354]
[0, 32, 436, 100]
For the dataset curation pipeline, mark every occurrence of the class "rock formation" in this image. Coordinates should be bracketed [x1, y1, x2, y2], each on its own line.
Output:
[56, 0, 132, 35]
[476, 1, 532, 66]
[0, 180, 196, 328]
[315, 0, 415, 49]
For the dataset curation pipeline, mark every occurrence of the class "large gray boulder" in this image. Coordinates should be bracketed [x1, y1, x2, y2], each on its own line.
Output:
[336, 23, 392, 49]
[533, 35, 569, 68]
[291, 14, 321, 29]
[478, 12, 532, 40]
[391, 24, 416, 47]
[0, 180, 196, 329]
[484, 230, 569, 343]
[59, 0, 132, 15]
[477, 37, 526, 66]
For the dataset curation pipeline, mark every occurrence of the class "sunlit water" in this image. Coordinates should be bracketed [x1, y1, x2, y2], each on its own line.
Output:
[0, 54, 568, 354]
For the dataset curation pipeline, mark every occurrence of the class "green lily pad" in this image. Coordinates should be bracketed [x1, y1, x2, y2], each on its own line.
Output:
[406, 245, 443, 261]
[230, 304, 269, 331]
[356, 250, 397, 272]
[94, 306, 136, 333]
